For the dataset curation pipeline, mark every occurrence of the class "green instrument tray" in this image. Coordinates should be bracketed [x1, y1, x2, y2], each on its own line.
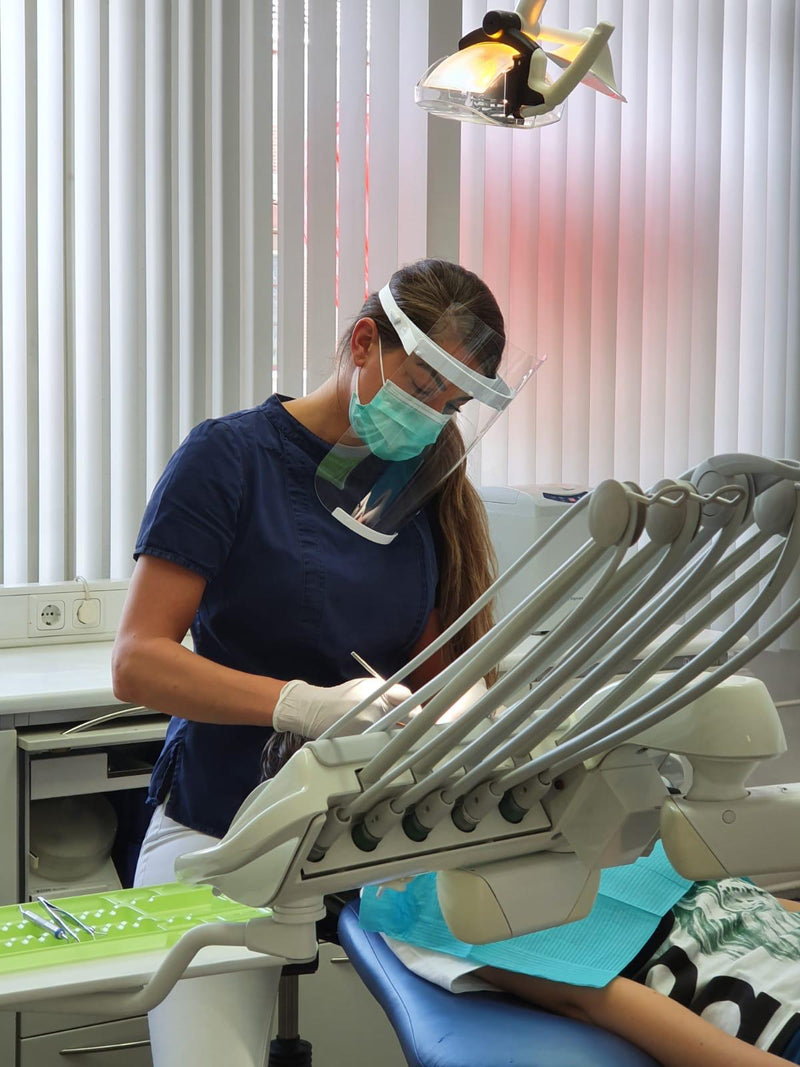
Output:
[0, 884, 271, 974]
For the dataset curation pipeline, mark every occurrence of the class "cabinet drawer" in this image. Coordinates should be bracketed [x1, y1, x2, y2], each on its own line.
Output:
[20, 1016, 151, 1066]
[21, 1009, 141, 1039]
[30, 747, 157, 799]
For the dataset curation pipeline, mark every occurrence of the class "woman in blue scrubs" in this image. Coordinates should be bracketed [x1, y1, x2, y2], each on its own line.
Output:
[111, 257, 510, 1066]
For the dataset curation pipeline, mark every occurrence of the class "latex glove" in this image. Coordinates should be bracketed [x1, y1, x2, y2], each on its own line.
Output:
[272, 677, 413, 738]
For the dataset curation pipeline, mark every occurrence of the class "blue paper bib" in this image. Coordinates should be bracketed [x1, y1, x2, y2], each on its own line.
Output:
[359, 842, 692, 988]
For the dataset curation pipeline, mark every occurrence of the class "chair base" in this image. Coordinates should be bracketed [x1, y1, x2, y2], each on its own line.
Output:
[268, 1036, 313, 1066]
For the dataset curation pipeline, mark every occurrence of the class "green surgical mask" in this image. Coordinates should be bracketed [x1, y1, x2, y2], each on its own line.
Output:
[348, 341, 450, 461]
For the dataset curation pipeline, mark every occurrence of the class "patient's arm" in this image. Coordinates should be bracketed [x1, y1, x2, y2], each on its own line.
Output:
[777, 896, 800, 913]
[473, 967, 790, 1067]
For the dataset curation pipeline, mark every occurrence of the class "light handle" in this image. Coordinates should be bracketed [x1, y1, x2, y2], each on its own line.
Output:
[527, 21, 613, 109]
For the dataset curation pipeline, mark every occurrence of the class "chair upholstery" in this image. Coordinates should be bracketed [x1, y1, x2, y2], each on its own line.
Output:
[338, 900, 660, 1067]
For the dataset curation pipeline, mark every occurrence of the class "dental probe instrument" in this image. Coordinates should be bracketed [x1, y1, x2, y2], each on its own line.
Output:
[350, 651, 382, 679]
[351, 651, 409, 726]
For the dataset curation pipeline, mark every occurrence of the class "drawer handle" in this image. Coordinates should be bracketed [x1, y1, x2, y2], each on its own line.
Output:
[329, 955, 350, 964]
[59, 1038, 151, 1056]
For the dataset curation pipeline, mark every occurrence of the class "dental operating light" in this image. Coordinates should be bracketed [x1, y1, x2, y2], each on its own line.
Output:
[416, 0, 625, 128]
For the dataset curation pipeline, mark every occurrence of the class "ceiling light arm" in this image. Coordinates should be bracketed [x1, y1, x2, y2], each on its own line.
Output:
[524, 20, 614, 111]
[514, 0, 547, 36]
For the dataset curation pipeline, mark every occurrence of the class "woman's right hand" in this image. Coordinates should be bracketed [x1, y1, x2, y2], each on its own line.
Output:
[272, 677, 412, 738]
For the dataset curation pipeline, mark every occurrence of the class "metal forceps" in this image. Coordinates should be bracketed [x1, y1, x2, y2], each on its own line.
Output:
[35, 896, 96, 939]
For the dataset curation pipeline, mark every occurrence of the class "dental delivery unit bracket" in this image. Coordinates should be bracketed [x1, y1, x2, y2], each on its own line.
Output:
[0, 452, 799, 1020]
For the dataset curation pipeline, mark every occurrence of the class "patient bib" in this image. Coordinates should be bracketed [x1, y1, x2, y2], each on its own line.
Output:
[359, 842, 692, 988]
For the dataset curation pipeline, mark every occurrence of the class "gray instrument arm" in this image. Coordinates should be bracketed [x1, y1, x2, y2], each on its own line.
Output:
[5, 455, 800, 1021]
[557, 540, 781, 744]
[317, 494, 593, 739]
[373, 530, 660, 812]
[349, 538, 609, 789]
[349, 538, 627, 814]
[333, 468, 799, 849]
[176, 455, 800, 932]
[548, 515, 800, 769]
[400, 498, 755, 804]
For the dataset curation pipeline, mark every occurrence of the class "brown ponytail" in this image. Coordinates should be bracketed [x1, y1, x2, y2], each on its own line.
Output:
[430, 421, 499, 684]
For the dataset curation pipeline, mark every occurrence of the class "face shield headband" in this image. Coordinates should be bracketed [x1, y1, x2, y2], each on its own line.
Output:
[315, 287, 543, 544]
[377, 284, 517, 413]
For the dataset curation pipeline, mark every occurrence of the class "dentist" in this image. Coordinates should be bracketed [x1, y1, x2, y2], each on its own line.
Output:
[112, 257, 536, 1065]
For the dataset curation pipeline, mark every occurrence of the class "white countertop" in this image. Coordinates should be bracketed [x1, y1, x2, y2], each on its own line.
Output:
[0, 940, 284, 1010]
[0, 641, 119, 714]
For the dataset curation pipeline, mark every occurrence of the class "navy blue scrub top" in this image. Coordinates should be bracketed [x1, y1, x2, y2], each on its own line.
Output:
[135, 394, 439, 838]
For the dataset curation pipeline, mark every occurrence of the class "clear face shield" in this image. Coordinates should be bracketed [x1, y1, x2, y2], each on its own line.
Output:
[315, 284, 543, 543]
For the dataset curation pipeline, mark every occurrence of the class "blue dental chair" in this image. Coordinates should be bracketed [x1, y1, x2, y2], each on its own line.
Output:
[338, 900, 660, 1067]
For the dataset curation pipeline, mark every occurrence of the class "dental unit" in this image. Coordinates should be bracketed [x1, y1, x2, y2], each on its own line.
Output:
[0, 453, 798, 1028]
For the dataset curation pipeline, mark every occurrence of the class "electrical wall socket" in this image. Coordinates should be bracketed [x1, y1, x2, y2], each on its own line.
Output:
[35, 599, 66, 631]
[31, 594, 103, 635]
[0, 581, 129, 647]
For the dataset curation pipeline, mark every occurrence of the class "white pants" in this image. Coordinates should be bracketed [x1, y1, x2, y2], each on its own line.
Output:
[134, 804, 279, 1066]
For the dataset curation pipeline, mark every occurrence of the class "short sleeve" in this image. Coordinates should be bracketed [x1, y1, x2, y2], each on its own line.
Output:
[134, 419, 244, 582]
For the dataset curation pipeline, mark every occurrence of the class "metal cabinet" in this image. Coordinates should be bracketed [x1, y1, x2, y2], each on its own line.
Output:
[19, 1016, 150, 1067]
[15, 943, 405, 1067]
[2, 713, 405, 1067]
[296, 941, 406, 1067]
[5, 711, 165, 1067]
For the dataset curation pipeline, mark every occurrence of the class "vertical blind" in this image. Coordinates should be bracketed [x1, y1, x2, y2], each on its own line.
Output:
[460, 0, 800, 646]
[0, 0, 435, 585]
[1, 0, 798, 649]
[463, 0, 800, 495]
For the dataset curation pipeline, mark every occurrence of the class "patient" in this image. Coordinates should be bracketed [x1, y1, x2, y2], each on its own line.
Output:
[262, 712, 800, 1066]
[368, 863, 800, 1067]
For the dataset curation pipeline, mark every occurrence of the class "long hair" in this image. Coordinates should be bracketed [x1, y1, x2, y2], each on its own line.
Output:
[261, 259, 503, 781]
[429, 419, 499, 678]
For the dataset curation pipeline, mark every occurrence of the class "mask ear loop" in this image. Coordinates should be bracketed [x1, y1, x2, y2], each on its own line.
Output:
[354, 336, 386, 404]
